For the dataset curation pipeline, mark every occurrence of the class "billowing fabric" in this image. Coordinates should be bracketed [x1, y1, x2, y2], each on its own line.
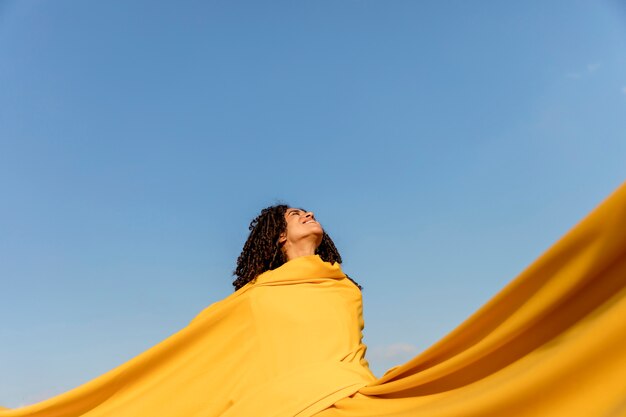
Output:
[317, 182, 626, 417]
[2, 183, 626, 417]
[1, 256, 376, 417]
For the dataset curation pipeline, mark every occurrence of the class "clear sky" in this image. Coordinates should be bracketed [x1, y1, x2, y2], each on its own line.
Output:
[1, 0, 625, 408]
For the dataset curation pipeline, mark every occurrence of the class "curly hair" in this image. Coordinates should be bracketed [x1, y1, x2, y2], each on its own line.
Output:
[232, 204, 361, 291]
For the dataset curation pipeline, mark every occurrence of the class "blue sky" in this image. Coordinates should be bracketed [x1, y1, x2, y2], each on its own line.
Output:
[1, 0, 625, 407]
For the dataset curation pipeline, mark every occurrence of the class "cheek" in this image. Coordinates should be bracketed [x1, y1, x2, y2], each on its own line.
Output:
[284, 221, 297, 238]
[286, 222, 307, 239]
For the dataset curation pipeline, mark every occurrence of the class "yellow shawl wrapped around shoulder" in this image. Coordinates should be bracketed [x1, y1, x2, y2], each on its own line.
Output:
[2, 182, 626, 417]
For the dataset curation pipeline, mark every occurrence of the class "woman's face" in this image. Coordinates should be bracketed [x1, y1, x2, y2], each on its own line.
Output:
[280, 208, 323, 256]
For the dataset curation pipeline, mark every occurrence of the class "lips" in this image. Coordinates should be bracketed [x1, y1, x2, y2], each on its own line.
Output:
[303, 220, 317, 224]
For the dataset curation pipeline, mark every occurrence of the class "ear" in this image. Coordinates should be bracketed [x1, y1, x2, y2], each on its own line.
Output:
[278, 231, 287, 245]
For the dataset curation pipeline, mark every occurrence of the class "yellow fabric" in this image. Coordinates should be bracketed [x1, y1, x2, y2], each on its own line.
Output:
[317, 182, 626, 417]
[1, 255, 375, 417]
[2, 183, 626, 417]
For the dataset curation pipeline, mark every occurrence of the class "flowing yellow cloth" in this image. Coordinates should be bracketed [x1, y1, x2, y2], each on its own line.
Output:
[2, 183, 626, 417]
[317, 182, 626, 417]
[1, 256, 376, 417]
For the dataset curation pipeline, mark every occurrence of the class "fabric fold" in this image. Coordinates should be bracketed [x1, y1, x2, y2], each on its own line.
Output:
[317, 182, 626, 416]
[2, 255, 374, 417]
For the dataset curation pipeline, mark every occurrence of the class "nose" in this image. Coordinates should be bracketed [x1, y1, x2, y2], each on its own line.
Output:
[304, 211, 315, 220]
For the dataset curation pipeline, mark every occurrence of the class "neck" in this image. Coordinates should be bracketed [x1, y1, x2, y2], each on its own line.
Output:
[284, 241, 318, 261]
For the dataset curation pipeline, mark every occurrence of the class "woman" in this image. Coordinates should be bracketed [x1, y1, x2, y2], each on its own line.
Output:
[222, 204, 377, 415]
[2, 187, 626, 417]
